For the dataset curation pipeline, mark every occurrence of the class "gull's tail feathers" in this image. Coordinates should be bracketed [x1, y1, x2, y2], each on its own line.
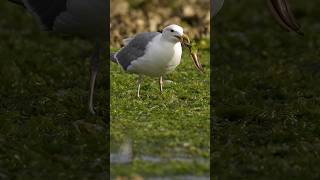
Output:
[110, 53, 118, 63]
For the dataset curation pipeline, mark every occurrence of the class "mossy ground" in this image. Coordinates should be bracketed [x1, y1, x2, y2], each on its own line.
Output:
[212, 0, 320, 179]
[0, 2, 108, 179]
[110, 47, 210, 178]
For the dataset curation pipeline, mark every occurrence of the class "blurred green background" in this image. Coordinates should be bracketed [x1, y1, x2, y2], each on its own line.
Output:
[213, 0, 320, 179]
[0, 1, 108, 179]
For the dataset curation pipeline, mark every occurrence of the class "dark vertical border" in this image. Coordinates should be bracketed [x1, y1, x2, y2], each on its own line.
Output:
[210, 0, 214, 178]
[105, 0, 111, 179]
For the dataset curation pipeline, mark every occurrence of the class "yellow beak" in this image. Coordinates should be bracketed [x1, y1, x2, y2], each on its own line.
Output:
[180, 34, 190, 44]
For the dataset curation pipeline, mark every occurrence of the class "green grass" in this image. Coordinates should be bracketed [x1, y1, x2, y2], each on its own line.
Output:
[110, 47, 210, 177]
[212, 0, 320, 179]
[0, 2, 108, 179]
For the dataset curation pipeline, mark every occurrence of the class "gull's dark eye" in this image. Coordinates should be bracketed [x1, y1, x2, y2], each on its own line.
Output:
[170, 29, 174, 32]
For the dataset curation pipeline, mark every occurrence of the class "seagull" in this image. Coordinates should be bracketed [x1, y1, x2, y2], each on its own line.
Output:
[8, 0, 108, 114]
[211, 0, 302, 34]
[110, 24, 203, 97]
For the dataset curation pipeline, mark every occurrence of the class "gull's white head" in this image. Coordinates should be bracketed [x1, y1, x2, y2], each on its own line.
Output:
[161, 24, 184, 43]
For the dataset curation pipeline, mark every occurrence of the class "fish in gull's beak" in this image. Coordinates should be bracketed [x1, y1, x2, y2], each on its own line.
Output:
[267, 0, 303, 35]
[212, 0, 302, 35]
[189, 47, 204, 72]
[177, 34, 204, 72]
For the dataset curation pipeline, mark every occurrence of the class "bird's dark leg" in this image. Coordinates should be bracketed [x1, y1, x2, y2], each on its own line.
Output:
[89, 43, 101, 114]
[159, 76, 163, 92]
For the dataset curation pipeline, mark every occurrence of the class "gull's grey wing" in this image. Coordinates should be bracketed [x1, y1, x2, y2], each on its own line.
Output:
[211, 0, 224, 17]
[113, 32, 160, 70]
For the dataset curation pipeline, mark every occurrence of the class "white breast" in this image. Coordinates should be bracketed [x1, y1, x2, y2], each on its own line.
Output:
[127, 35, 182, 77]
